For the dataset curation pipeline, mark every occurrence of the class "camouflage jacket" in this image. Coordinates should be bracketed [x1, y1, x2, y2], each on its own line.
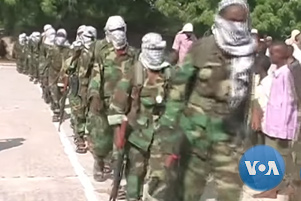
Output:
[29, 41, 40, 61]
[39, 42, 47, 64]
[48, 45, 71, 72]
[158, 35, 243, 153]
[108, 61, 172, 151]
[24, 42, 30, 60]
[88, 39, 137, 108]
[75, 43, 95, 83]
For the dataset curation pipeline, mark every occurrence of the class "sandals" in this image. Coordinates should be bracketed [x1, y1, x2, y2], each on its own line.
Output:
[74, 137, 87, 154]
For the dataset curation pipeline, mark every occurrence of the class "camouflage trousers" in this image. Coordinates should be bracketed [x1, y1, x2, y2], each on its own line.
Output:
[174, 141, 242, 201]
[39, 65, 51, 104]
[16, 57, 24, 73]
[39, 60, 48, 83]
[125, 131, 170, 201]
[85, 97, 113, 159]
[23, 57, 30, 75]
[48, 67, 61, 115]
[125, 143, 148, 200]
[69, 91, 87, 137]
[29, 57, 39, 79]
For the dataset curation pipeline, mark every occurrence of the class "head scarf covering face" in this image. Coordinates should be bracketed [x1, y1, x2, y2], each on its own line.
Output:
[214, 0, 256, 108]
[31, 32, 41, 44]
[18, 33, 27, 45]
[42, 24, 53, 37]
[139, 32, 169, 71]
[76, 25, 86, 41]
[80, 26, 97, 49]
[44, 24, 52, 32]
[55, 28, 68, 46]
[44, 28, 56, 46]
[104, 16, 127, 49]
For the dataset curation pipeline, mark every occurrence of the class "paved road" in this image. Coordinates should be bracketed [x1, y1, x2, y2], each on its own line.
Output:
[0, 63, 112, 201]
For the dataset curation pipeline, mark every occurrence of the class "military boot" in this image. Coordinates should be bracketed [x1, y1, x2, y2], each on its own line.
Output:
[93, 158, 106, 182]
[70, 119, 75, 130]
[42, 89, 51, 104]
[74, 134, 87, 154]
[52, 114, 60, 122]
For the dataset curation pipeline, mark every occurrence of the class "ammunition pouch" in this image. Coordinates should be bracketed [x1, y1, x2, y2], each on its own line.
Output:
[69, 74, 79, 96]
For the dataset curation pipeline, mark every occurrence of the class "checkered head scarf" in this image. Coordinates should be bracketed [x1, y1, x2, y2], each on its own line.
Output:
[214, 0, 256, 108]
[104, 16, 127, 49]
[18, 33, 27, 46]
[81, 26, 97, 49]
[31, 32, 41, 44]
[54, 28, 67, 46]
[76, 25, 86, 41]
[139, 32, 169, 71]
[44, 28, 56, 46]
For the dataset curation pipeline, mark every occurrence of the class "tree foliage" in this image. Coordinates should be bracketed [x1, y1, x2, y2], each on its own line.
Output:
[1, 0, 301, 39]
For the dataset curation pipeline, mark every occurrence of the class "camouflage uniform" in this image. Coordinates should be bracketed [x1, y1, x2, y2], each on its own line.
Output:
[108, 58, 172, 200]
[40, 28, 56, 104]
[87, 39, 137, 181]
[28, 35, 40, 83]
[61, 55, 76, 128]
[157, 35, 252, 201]
[23, 40, 30, 75]
[14, 40, 22, 73]
[68, 43, 94, 153]
[48, 44, 70, 121]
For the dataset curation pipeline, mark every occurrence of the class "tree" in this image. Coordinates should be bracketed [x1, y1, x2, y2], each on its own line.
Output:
[251, 0, 301, 38]
[1, 0, 301, 39]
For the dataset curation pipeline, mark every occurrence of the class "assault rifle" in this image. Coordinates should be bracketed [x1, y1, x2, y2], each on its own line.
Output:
[58, 50, 81, 131]
[109, 119, 128, 201]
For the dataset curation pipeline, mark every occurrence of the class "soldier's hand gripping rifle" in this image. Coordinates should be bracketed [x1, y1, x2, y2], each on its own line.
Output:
[58, 50, 81, 131]
[110, 60, 143, 201]
[109, 118, 128, 201]
[58, 75, 69, 131]
[164, 129, 188, 201]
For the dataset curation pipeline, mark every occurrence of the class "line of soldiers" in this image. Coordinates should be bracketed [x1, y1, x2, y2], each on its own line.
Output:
[12, 0, 301, 200]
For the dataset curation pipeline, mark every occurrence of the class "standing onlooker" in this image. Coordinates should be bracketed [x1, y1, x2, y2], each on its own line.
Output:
[170, 23, 197, 65]
[255, 42, 299, 199]
[251, 41, 271, 145]
[287, 45, 301, 102]
[286, 30, 301, 63]
[264, 42, 298, 150]
[265, 36, 273, 57]
[286, 30, 300, 45]
[251, 28, 259, 42]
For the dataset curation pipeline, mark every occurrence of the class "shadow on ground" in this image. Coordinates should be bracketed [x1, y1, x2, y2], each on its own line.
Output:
[0, 138, 25, 152]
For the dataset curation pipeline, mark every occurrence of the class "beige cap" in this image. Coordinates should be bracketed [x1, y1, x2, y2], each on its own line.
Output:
[251, 29, 258, 34]
[180, 23, 193, 33]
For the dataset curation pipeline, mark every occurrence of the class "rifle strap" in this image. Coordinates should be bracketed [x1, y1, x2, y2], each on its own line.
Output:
[134, 61, 145, 87]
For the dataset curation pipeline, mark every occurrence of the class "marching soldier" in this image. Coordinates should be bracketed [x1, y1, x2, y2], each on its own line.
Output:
[28, 32, 41, 84]
[67, 26, 97, 153]
[48, 28, 71, 122]
[86, 16, 137, 182]
[108, 32, 173, 201]
[155, 0, 256, 200]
